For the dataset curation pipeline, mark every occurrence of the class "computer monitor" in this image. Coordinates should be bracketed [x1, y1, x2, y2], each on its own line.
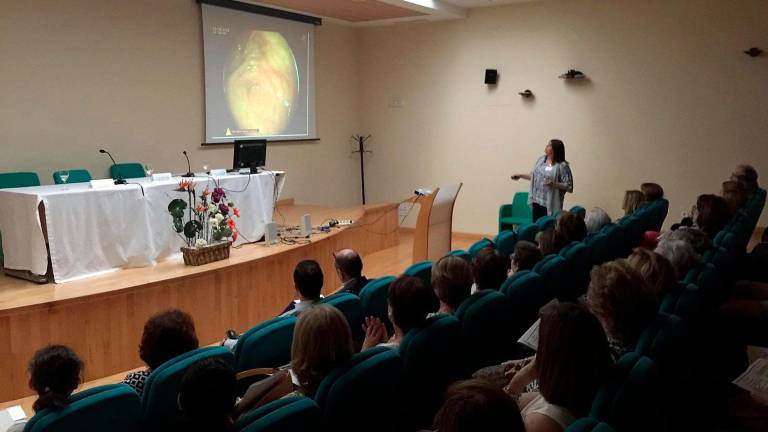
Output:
[233, 139, 267, 171]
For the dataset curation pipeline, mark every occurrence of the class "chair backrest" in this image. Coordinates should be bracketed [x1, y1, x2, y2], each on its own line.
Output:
[141, 347, 234, 431]
[494, 230, 518, 257]
[635, 313, 688, 381]
[500, 271, 549, 338]
[359, 276, 396, 332]
[25, 384, 141, 432]
[536, 215, 556, 232]
[448, 249, 471, 261]
[0, 172, 40, 189]
[234, 397, 321, 432]
[570, 205, 587, 220]
[559, 241, 592, 301]
[455, 290, 517, 369]
[52, 169, 92, 184]
[600, 224, 626, 259]
[566, 417, 618, 432]
[468, 238, 494, 257]
[320, 293, 364, 344]
[110, 163, 145, 180]
[512, 192, 531, 217]
[532, 254, 566, 298]
[233, 316, 297, 372]
[584, 232, 610, 266]
[517, 222, 539, 243]
[314, 346, 403, 432]
[403, 260, 433, 288]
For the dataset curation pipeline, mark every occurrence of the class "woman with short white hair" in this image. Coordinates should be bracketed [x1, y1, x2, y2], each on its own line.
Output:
[584, 207, 611, 234]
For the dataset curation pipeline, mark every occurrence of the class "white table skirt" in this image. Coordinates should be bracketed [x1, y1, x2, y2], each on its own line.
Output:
[0, 172, 284, 283]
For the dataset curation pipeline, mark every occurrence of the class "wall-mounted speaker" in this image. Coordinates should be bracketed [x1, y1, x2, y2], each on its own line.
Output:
[484, 69, 499, 85]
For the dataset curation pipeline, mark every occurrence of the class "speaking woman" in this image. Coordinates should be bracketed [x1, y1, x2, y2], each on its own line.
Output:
[511, 139, 573, 222]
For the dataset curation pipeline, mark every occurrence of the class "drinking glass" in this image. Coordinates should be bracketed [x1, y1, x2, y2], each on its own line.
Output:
[145, 164, 154, 178]
[59, 170, 70, 184]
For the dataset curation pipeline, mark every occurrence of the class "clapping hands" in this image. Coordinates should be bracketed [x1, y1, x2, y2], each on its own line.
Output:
[361, 316, 388, 351]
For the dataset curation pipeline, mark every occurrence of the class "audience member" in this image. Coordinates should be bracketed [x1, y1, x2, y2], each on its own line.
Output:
[434, 379, 525, 432]
[626, 248, 678, 302]
[362, 275, 437, 350]
[661, 227, 710, 255]
[746, 229, 768, 283]
[535, 229, 556, 256]
[472, 247, 511, 291]
[504, 303, 612, 432]
[510, 241, 544, 275]
[7, 345, 84, 432]
[620, 190, 646, 218]
[280, 260, 324, 317]
[641, 182, 665, 202]
[584, 207, 611, 234]
[179, 357, 237, 432]
[655, 238, 701, 278]
[587, 260, 656, 359]
[431, 255, 473, 314]
[721, 180, 748, 215]
[720, 279, 768, 347]
[694, 194, 731, 237]
[731, 164, 759, 199]
[331, 249, 369, 296]
[554, 210, 587, 250]
[124, 309, 199, 396]
[291, 304, 354, 396]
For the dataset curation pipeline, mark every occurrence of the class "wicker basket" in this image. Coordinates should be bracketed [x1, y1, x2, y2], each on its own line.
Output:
[181, 241, 232, 266]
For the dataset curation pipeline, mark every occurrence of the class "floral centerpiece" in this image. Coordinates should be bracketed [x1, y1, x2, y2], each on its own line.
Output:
[168, 179, 241, 265]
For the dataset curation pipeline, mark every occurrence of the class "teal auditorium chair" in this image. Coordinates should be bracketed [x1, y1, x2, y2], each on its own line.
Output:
[600, 224, 626, 259]
[566, 418, 618, 432]
[448, 249, 471, 261]
[468, 238, 494, 257]
[110, 162, 145, 180]
[403, 260, 432, 287]
[0, 172, 41, 266]
[494, 230, 518, 257]
[536, 215, 556, 232]
[141, 346, 234, 431]
[649, 199, 669, 231]
[532, 255, 566, 299]
[24, 384, 141, 432]
[399, 314, 466, 429]
[570, 205, 587, 219]
[501, 271, 549, 339]
[584, 232, 610, 266]
[314, 346, 403, 432]
[359, 276, 396, 332]
[233, 316, 296, 372]
[559, 242, 592, 300]
[52, 169, 92, 184]
[499, 192, 532, 231]
[517, 222, 539, 243]
[320, 293, 364, 345]
[234, 397, 321, 432]
[455, 290, 517, 369]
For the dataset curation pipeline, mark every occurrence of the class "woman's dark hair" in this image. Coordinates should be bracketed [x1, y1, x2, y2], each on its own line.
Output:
[431, 256, 473, 311]
[721, 180, 747, 214]
[29, 345, 83, 412]
[389, 275, 438, 333]
[556, 210, 588, 245]
[549, 139, 566, 164]
[512, 240, 544, 271]
[471, 247, 511, 291]
[179, 357, 237, 432]
[537, 303, 612, 418]
[695, 194, 731, 237]
[433, 379, 525, 432]
[139, 309, 199, 370]
[641, 183, 665, 201]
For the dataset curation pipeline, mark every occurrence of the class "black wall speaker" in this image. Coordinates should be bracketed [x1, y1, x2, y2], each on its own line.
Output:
[485, 69, 498, 85]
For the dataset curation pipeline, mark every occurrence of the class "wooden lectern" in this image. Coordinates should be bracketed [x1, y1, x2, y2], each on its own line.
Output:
[412, 183, 463, 263]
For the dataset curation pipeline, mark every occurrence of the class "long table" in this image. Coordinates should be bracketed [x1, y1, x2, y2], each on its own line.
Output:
[0, 172, 284, 282]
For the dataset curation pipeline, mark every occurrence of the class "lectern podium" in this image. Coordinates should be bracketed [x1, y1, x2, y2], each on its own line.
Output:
[412, 183, 463, 263]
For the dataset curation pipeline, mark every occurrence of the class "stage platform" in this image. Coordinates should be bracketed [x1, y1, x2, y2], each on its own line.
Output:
[0, 200, 401, 401]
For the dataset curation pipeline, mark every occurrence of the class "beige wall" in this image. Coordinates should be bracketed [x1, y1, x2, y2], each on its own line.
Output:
[0, 0, 362, 208]
[358, 0, 768, 233]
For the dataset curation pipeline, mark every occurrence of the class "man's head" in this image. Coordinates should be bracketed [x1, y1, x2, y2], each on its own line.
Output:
[732, 164, 759, 196]
[294, 260, 324, 301]
[333, 249, 363, 283]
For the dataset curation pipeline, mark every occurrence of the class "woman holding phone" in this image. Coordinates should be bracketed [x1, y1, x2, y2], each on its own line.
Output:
[511, 139, 573, 222]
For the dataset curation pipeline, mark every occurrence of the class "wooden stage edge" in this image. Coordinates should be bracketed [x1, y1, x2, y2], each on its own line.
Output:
[0, 202, 400, 401]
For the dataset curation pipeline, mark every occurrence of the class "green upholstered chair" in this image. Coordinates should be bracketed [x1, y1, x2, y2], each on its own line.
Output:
[314, 346, 403, 432]
[517, 223, 539, 243]
[24, 384, 141, 432]
[501, 271, 549, 344]
[320, 293, 365, 345]
[532, 254, 566, 299]
[110, 163, 145, 180]
[141, 347, 234, 432]
[52, 169, 92, 184]
[584, 232, 610, 266]
[536, 215, 556, 232]
[650, 199, 669, 232]
[233, 316, 296, 372]
[234, 397, 321, 432]
[0, 172, 41, 267]
[600, 224, 626, 259]
[566, 418, 617, 432]
[359, 276, 396, 333]
[494, 230, 518, 257]
[448, 249, 471, 261]
[455, 290, 517, 370]
[399, 314, 466, 430]
[559, 241, 592, 301]
[499, 192, 532, 231]
[468, 238, 494, 257]
[403, 260, 433, 288]
[570, 205, 587, 220]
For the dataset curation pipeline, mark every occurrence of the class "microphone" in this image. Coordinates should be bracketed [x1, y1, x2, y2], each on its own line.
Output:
[182, 151, 195, 177]
[99, 149, 127, 185]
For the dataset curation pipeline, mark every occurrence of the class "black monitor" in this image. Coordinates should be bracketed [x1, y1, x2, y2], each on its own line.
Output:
[233, 139, 267, 171]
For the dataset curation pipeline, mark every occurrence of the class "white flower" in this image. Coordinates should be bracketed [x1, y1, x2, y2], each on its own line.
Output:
[209, 218, 218, 226]
[195, 238, 207, 247]
[215, 213, 224, 222]
[208, 204, 216, 212]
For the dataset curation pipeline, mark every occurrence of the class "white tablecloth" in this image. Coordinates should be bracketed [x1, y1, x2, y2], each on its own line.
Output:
[0, 172, 284, 282]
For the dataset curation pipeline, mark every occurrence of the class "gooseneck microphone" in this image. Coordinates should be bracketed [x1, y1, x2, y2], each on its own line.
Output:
[99, 149, 127, 185]
[182, 151, 195, 178]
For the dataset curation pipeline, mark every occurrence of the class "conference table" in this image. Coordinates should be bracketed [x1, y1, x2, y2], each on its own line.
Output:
[0, 171, 284, 283]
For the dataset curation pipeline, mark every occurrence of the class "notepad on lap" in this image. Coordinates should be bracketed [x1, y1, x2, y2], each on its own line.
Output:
[0, 405, 26, 431]
[517, 318, 541, 351]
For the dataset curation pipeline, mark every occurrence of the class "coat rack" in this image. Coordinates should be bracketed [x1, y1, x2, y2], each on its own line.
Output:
[351, 135, 372, 204]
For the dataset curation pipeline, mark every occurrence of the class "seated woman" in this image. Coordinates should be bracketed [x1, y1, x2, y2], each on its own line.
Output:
[554, 210, 587, 251]
[504, 303, 612, 432]
[655, 236, 702, 278]
[7, 345, 84, 432]
[179, 357, 238, 432]
[641, 182, 665, 202]
[721, 180, 747, 215]
[472, 247, 511, 291]
[535, 229, 557, 256]
[584, 207, 611, 234]
[626, 248, 678, 303]
[586, 260, 657, 360]
[123, 309, 199, 396]
[433, 379, 525, 432]
[431, 255, 473, 315]
[510, 241, 544, 275]
[619, 190, 646, 220]
[361, 275, 438, 351]
[694, 194, 731, 238]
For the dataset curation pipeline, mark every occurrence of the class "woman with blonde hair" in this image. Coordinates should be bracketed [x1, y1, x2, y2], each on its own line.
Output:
[431, 255, 473, 314]
[626, 248, 678, 303]
[621, 190, 646, 218]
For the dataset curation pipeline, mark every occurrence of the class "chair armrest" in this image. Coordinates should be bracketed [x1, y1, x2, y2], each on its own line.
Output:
[499, 204, 513, 218]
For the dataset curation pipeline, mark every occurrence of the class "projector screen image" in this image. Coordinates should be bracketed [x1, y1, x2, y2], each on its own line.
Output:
[202, 4, 317, 143]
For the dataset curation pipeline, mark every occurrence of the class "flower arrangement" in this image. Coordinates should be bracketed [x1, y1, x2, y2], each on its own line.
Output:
[168, 179, 240, 249]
